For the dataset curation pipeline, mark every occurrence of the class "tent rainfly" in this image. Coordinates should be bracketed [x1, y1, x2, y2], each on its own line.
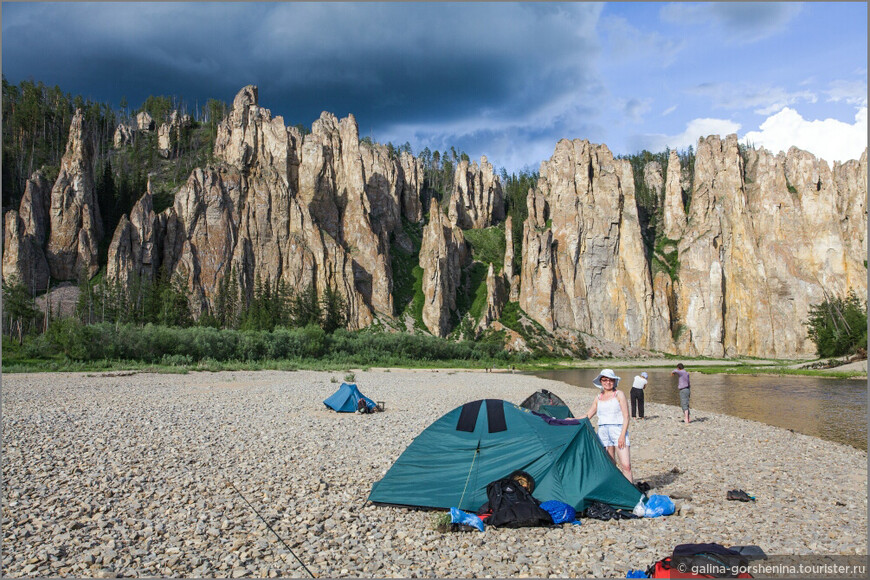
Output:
[368, 399, 642, 512]
[323, 383, 377, 413]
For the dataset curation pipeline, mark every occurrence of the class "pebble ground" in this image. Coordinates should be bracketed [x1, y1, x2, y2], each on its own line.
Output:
[2, 369, 866, 578]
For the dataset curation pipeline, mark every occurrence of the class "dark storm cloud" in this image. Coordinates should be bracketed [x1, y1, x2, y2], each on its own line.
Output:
[2, 2, 606, 170]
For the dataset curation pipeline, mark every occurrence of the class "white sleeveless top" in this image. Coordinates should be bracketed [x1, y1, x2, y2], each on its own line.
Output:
[597, 394, 623, 426]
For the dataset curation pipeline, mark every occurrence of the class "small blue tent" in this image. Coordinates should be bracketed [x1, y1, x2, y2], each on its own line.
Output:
[323, 383, 377, 413]
[369, 399, 642, 512]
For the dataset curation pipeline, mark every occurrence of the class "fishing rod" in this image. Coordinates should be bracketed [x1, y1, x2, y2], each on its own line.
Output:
[225, 479, 316, 579]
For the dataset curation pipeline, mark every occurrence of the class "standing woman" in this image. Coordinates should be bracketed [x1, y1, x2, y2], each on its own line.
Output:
[586, 369, 633, 483]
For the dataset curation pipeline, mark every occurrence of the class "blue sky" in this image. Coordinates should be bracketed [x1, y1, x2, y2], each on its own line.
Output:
[2, 2, 866, 173]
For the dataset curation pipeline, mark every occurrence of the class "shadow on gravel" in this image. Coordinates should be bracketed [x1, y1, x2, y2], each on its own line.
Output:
[645, 468, 683, 489]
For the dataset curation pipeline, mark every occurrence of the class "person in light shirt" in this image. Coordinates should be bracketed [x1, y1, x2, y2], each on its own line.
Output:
[585, 369, 633, 483]
[630, 371, 648, 420]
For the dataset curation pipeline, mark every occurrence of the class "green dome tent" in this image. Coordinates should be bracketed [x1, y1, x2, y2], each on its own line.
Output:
[520, 389, 574, 419]
[368, 399, 642, 512]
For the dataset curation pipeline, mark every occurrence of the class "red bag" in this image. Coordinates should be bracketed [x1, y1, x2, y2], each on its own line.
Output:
[647, 556, 753, 578]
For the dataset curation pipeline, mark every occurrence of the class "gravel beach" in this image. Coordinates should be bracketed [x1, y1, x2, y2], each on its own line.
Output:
[2, 369, 867, 578]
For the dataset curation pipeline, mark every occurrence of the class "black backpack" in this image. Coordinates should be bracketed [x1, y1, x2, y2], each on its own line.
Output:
[480, 477, 553, 528]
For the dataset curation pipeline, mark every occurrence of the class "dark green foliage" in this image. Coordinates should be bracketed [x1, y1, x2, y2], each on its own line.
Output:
[618, 147, 695, 278]
[499, 300, 523, 332]
[390, 219, 424, 317]
[289, 283, 322, 329]
[321, 285, 349, 334]
[409, 265, 426, 331]
[805, 291, 867, 358]
[2, 279, 43, 343]
[622, 149, 669, 255]
[652, 236, 681, 280]
[678, 147, 695, 213]
[418, 147, 465, 212]
[463, 226, 506, 272]
[158, 274, 193, 328]
[500, 169, 537, 272]
[2, 76, 115, 210]
[461, 262, 490, 324]
[141, 95, 172, 125]
[29, 319, 519, 365]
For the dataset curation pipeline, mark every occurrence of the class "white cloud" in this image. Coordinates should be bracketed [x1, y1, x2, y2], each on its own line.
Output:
[631, 117, 741, 153]
[825, 80, 868, 106]
[689, 82, 817, 114]
[662, 105, 677, 116]
[741, 107, 868, 164]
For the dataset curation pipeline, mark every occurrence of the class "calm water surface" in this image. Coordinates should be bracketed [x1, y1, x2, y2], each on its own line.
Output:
[532, 369, 868, 450]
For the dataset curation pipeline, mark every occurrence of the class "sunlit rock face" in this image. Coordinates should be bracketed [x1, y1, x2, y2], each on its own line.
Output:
[106, 85, 430, 327]
[447, 156, 505, 229]
[519, 139, 672, 351]
[2, 171, 52, 292]
[46, 110, 102, 281]
[419, 204, 469, 338]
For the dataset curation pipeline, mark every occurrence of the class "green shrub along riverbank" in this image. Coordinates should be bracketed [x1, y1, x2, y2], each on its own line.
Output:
[3, 321, 865, 378]
[2, 320, 564, 373]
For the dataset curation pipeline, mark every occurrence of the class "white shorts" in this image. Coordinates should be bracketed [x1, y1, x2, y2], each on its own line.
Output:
[598, 424, 629, 447]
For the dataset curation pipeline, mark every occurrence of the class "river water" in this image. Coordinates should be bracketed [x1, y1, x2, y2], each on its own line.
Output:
[531, 368, 868, 450]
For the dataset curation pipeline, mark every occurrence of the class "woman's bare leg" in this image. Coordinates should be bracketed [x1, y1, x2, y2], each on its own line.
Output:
[615, 445, 633, 483]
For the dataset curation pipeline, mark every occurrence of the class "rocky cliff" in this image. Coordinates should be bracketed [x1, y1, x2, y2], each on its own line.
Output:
[447, 156, 505, 229]
[5, 85, 865, 360]
[419, 204, 469, 337]
[519, 139, 672, 351]
[103, 85, 430, 327]
[2, 171, 52, 292]
[106, 184, 161, 287]
[519, 135, 866, 358]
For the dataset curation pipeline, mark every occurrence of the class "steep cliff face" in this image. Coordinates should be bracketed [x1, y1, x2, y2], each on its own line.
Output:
[662, 150, 687, 239]
[661, 136, 869, 357]
[503, 215, 520, 301]
[447, 156, 505, 229]
[478, 263, 507, 332]
[104, 85, 431, 328]
[516, 135, 866, 358]
[519, 139, 672, 350]
[18, 84, 863, 358]
[106, 186, 161, 287]
[832, 149, 868, 279]
[158, 111, 191, 159]
[2, 171, 52, 292]
[45, 110, 102, 281]
[419, 204, 469, 337]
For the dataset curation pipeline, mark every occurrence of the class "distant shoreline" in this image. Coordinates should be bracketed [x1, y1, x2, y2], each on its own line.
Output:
[3, 356, 866, 380]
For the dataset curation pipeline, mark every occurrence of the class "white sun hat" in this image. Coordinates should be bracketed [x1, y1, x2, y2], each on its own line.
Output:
[593, 368, 621, 389]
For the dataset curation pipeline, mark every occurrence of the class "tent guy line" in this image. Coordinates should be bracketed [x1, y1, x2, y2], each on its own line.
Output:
[224, 478, 317, 578]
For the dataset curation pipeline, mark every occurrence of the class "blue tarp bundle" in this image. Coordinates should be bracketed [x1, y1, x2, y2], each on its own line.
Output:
[323, 383, 377, 413]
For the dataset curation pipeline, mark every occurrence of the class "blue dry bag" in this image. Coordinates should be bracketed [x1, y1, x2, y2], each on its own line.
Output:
[539, 500, 577, 524]
[643, 495, 675, 518]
